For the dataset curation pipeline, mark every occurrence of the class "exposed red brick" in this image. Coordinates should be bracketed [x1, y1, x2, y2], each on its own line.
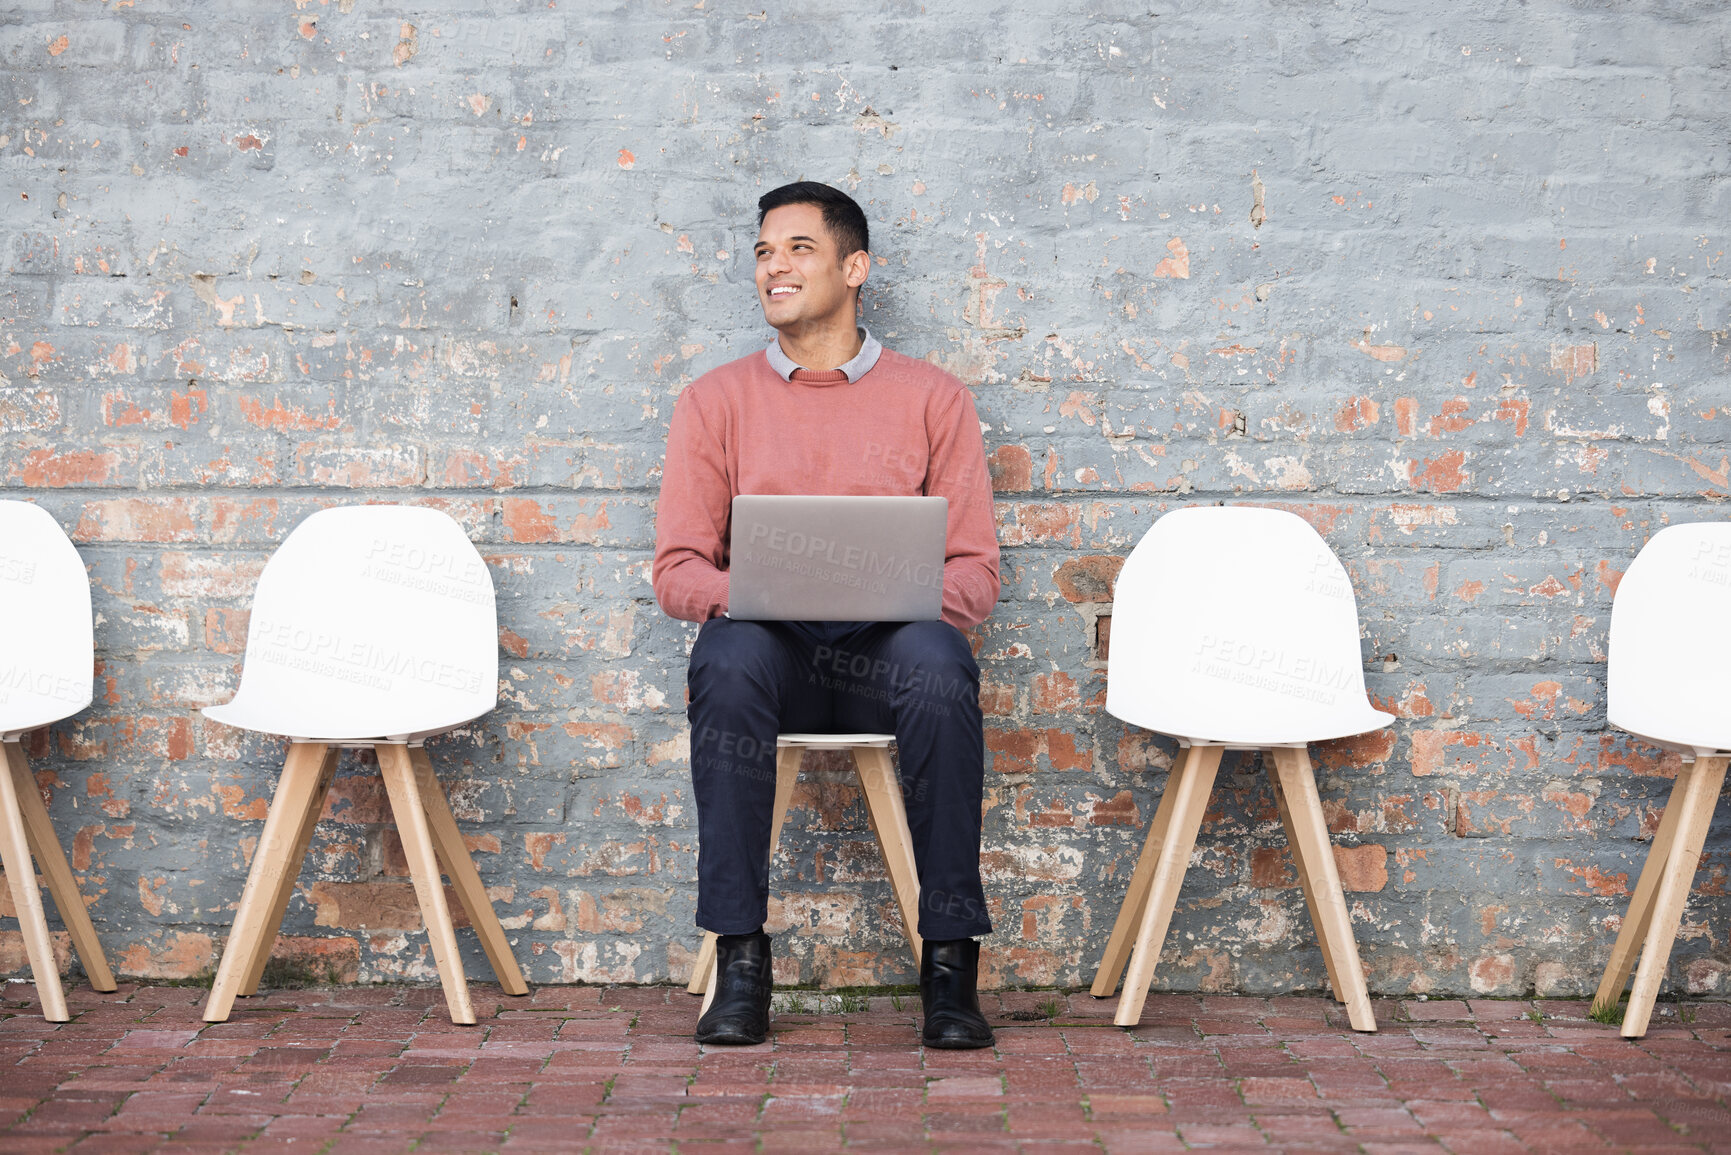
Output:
[1334, 396, 1380, 432]
[11, 448, 124, 487]
[1115, 729, 1166, 773]
[73, 498, 199, 542]
[987, 444, 1033, 491]
[978, 680, 1016, 715]
[309, 882, 423, 930]
[1250, 847, 1296, 889]
[239, 395, 337, 431]
[160, 552, 267, 598]
[213, 783, 268, 820]
[263, 935, 361, 982]
[1027, 797, 1076, 828]
[1468, 952, 1518, 993]
[116, 931, 211, 979]
[202, 608, 249, 653]
[1552, 342, 1596, 383]
[1426, 398, 1471, 435]
[1000, 502, 1081, 546]
[984, 728, 1039, 774]
[1494, 398, 1530, 436]
[578, 888, 669, 934]
[1087, 790, 1138, 826]
[1315, 729, 1397, 769]
[1409, 730, 1489, 777]
[210, 496, 277, 542]
[321, 776, 391, 824]
[1556, 860, 1627, 897]
[1393, 397, 1419, 436]
[502, 497, 559, 542]
[1052, 556, 1123, 603]
[1595, 558, 1624, 597]
[1597, 736, 1684, 779]
[1031, 671, 1083, 714]
[525, 832, 565, 870]
[1152, 236, 1188, 278]
[808, 945, 887, 987]
[562, 721, 632, 750]
[1351, 337, 1406, 362]
[170, 387, 207, 429]
[1046, 729, 1088, 771]
[1333, 844, 1388, 891]
[1410, 449, 1467, 492]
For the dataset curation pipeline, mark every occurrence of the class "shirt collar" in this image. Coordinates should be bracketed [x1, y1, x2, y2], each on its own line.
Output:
[765, 327, 882, 383]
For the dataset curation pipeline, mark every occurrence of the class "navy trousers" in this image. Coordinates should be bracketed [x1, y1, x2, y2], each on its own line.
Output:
[687, 617, 993, 940]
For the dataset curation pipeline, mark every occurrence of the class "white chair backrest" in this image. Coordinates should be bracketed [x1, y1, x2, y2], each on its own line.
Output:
[1105, 506, 1392, 747]
[1608, 522, 1731, 755]
[0, 501, 93, 737]
[216, 506, 497, 742]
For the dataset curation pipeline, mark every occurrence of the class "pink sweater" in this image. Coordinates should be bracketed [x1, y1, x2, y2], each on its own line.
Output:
[653, 348, 1001, 631]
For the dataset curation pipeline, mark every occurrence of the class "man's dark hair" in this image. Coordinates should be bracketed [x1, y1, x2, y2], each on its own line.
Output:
[757, 181, 870, 259]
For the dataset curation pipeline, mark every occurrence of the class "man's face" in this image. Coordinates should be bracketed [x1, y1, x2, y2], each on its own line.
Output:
[753, 203, 868, 332]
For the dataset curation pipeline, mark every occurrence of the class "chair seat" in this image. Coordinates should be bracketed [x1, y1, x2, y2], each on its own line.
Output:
[1610, 722, 1731, 761]
[777, 732, 894, 749]
[202, 700, 483, 746]
[1, 708, 84, 742]
[1157, 703, 1395, 751]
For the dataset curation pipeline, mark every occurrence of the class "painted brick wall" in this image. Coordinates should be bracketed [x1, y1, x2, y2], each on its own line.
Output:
[2, 1, 1728, 999]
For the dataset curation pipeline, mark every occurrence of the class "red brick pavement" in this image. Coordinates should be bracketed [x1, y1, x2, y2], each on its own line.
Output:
[4, 980, 1731, 1152]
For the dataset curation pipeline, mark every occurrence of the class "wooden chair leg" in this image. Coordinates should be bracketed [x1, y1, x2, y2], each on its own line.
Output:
[1270, 746, 1376, 1032]
[238, 745, 336, 998]
[688, 933, 718, 997]
[1266, 754, 1344, 1002]
[1621, 754, 1728, 1038]
[1114, 744, 1223, 1027]
[698, 745, 802, 1014]
[204, 741, 331, 1023]
[1092, 746, 1194, 997]
[5, 740, 114, 993]
[0, 740, 67, 1021]
[377, 743, 474, 1025]
[852, 745, 924, 969]
[1593, 763, 1693, 1016]
[767, 745, 803, 866]
[408, 747, 528, 997]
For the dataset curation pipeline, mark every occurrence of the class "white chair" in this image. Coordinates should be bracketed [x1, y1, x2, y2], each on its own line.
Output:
[685, 733, 922, 1011]
[0, 501, 116, 1021]
[1090, 506, 1391, 1031]
[200, 505, 527, 1024]
[1593, 522, 1731, 1037]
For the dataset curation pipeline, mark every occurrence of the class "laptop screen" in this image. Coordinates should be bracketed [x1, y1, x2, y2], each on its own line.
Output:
[727, 495, 947, 621]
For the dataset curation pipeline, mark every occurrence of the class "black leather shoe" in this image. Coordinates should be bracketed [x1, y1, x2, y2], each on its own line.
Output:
[919, 938, 995, 1049]
[696, 931, 773, 1045]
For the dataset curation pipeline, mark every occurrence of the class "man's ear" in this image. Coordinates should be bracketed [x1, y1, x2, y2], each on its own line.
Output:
[844, 249, 870, 290]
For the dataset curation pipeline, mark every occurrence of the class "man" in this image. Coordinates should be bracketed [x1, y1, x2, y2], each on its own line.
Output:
[653, 181, 1001, 1048]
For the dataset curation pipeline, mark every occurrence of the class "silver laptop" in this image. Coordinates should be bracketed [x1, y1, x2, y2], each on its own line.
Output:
[728, 495, 947, 621]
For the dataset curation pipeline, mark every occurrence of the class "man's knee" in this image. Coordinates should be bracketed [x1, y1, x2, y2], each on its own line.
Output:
[690, 719, 774, 767]
[687, 621, 787, 774]
[689, 618, 783, 689]
[882, 621, 979, 705]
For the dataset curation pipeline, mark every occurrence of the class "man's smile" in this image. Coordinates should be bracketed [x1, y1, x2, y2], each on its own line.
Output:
[768, 284, 801, 298]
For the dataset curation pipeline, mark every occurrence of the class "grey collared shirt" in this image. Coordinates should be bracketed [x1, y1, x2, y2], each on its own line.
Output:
[764, 327, 883, 382]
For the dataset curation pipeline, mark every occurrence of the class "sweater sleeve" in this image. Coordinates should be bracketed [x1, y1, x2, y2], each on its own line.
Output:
[925, 384, 1002, 630]
[652, 385, 732, 622]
